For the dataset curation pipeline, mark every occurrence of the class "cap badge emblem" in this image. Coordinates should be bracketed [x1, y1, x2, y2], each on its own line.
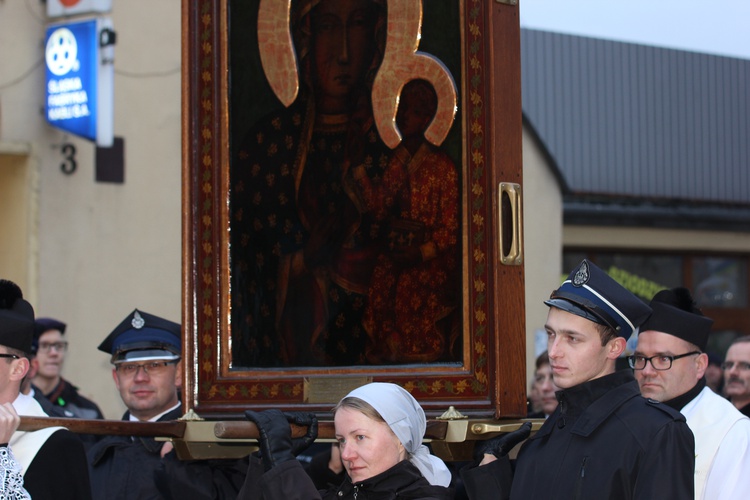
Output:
[572, 261, 590, 287]
[131, 311, 145, 329]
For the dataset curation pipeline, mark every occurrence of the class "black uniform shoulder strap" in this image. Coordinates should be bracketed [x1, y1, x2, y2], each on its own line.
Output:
[645, 398, 686, 422]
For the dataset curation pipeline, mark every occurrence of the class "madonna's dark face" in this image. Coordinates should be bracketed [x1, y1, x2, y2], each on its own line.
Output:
[310, 0, 378, 113]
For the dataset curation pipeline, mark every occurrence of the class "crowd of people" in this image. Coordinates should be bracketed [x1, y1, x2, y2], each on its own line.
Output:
[3, 250, 750, 500]
[2, 256, 749, 499]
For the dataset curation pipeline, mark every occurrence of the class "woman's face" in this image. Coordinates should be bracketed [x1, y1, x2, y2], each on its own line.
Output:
[334, 406, 406, 483]
[310, 0, 377, 113]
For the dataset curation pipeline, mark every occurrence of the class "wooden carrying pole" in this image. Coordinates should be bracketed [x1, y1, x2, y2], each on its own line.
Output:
[19, 416, 449, 441]
[18, 415, 535, 461]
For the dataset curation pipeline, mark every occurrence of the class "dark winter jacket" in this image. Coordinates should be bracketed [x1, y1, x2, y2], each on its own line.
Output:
[239, 456, 453, 500]
[462, 370, 695, 500]
[87, 405, 247, 500]
[37, 378, 105, 449]
[42, 378, 105, 420]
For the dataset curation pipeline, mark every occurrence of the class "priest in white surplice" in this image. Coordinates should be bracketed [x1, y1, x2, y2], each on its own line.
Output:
[632, 287, 750, 500]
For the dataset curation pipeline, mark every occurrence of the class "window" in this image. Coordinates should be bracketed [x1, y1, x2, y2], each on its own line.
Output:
[563, 250, 750, 357]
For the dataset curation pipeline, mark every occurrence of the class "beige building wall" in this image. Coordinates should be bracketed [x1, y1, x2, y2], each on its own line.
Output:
[0, 143, 38, 299]
[564, 225, 750, 253]
[521, 128, 563, 388]
[1, 1, 181, 418]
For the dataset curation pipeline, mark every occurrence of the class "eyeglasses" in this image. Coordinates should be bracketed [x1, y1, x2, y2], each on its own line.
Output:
[115, 360, 178, 377]
[38, 341, 69, 353]
[721, 361, 750, 371]
[628, 351, 701, 371]
[0, 353, 19, 360]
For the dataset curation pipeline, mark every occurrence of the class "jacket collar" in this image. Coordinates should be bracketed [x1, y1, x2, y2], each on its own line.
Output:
[663, 377, 706, 411]
[536, 370, 641, 439]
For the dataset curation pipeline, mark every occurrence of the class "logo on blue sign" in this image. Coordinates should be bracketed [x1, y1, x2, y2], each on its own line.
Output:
[45, 19, 99, 142]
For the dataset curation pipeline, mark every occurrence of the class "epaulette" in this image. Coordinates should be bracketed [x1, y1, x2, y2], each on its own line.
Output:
[645, 398, 686, 422]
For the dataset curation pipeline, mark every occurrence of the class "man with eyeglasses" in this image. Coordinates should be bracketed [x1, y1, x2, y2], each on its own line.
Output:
[724, 335, 750, 417]
[632, 287, 750, 500]
[32, 317, 104, 422]
[461, 260, 695, 500]
[87, 308, 247, 499]
[0, 279, 92, 499]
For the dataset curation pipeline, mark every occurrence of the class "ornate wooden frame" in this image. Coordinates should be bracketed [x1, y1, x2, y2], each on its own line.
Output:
[182, 0, 525, 419]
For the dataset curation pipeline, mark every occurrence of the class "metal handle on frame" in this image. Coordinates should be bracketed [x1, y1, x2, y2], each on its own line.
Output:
[498, 182, 523, 266]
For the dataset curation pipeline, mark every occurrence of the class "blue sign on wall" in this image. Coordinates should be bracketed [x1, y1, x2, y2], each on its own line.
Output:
[45, 17, 114, 146]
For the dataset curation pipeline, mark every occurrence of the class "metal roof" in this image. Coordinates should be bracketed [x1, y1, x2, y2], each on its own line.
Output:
[521, 29, 750, 217]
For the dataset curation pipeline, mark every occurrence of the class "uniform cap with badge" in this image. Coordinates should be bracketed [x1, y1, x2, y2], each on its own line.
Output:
[98, 309, 181, 364]
[544, 259, 652, 339]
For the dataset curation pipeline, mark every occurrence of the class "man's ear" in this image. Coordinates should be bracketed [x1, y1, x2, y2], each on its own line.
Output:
[9, 358, 30, 382]
[608, 337, 627, 360]
[27, 357, 40, 379]
[695, 352, 708, 379]
[174, 360, 183, 388]
[112, 368, 121, 390]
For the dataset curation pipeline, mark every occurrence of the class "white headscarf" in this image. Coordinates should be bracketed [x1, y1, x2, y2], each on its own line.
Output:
[343, 383, 452, 487]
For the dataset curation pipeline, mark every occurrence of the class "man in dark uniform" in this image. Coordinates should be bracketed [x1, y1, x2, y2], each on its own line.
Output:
[461, 260, 695, 499]
[87, 309, 247, 499]
[0, 279, 92, 500]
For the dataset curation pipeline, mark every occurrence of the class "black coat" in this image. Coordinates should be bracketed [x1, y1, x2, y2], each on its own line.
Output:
[462, 370, 695, 500]
[41, 378, 105, 420]
[87, 405, 247, 500]
[24, 428, 93, 500]
[239, 456, 453, 500]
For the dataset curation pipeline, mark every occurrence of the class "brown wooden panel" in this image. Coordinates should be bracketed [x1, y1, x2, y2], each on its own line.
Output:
[182, 0, 525, 419]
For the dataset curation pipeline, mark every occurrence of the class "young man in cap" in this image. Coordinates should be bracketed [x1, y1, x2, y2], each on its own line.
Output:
[32, 317, 104, 420]
[632, 287, 750, 499]
[0, 279, 92, 499]
[461, 260, 695, 499]
[88, 309, 247, 499]
[723, 335, 750, 417]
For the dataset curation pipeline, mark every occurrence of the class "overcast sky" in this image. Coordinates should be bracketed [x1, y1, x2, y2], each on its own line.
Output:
[519, 0, 750, 60]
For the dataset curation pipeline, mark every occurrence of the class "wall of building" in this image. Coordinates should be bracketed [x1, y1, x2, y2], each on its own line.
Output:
[564, 225, 750, 252]
[521, 128, 564, 383]
[1, 0, 181, 418]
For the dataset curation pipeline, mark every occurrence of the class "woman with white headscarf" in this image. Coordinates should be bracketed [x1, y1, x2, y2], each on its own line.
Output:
[238, 382, 454, 499]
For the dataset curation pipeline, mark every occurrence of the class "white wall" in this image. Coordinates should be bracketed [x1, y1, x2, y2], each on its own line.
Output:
[0, 0, 182, 418]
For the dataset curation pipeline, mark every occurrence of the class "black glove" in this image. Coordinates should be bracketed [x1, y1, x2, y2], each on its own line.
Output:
[245, 410, 319, 471]
[245, 409, 296, 471]
[474, 421, 532, 460]
[284, 411, 318, 457]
